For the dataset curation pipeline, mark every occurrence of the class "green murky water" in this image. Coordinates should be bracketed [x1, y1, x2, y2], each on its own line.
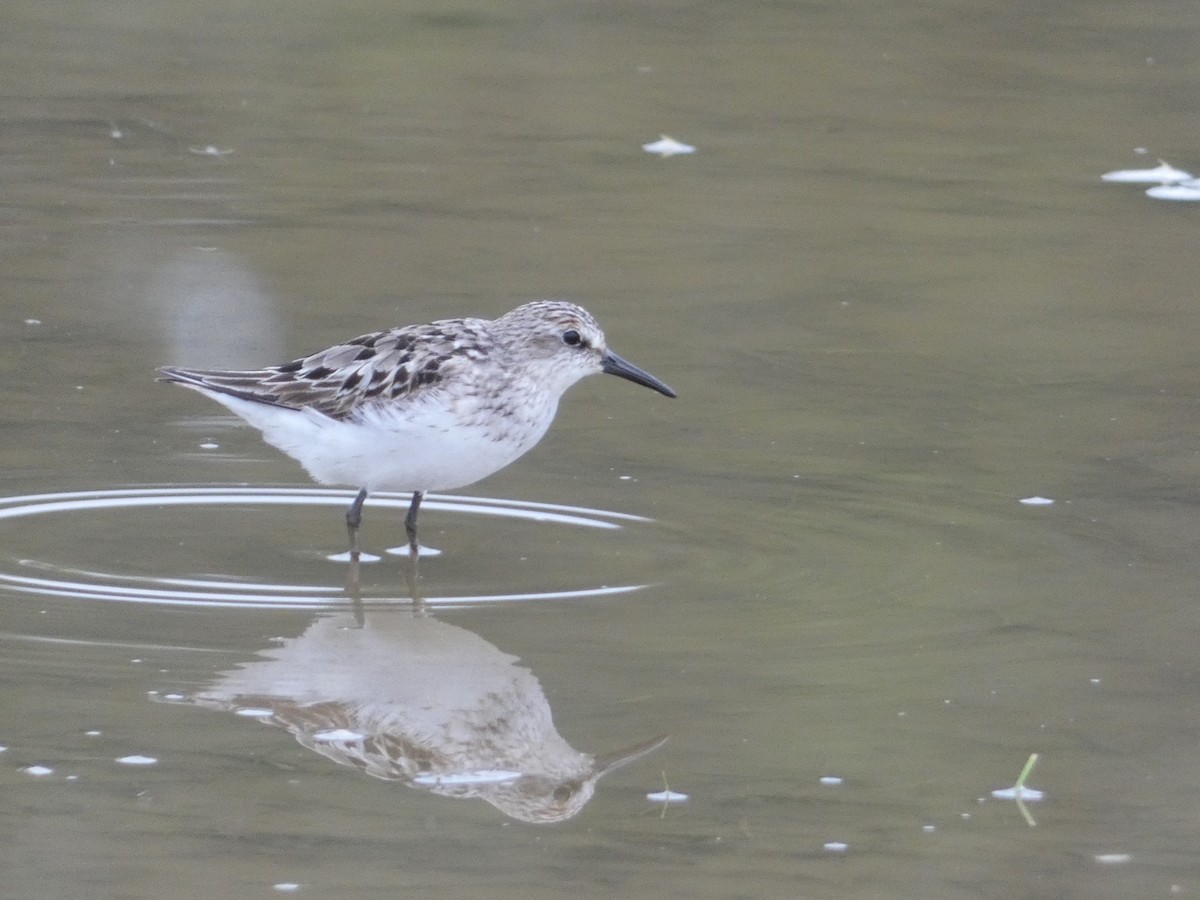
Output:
[2, 2, 1199, 897]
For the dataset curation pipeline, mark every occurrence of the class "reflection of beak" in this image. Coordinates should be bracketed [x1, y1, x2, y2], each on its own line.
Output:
[593, 734, 670, 778]
[601, 351, 678, 398]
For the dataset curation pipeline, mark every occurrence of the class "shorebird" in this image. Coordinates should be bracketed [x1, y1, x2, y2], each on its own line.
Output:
[159, 300, 676, 559]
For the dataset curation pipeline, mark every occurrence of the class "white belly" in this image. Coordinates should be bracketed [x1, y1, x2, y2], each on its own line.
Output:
[193, 388, 557, 492]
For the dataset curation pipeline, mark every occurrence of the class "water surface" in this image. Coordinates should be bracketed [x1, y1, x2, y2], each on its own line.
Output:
[2, 2, 1199, 897]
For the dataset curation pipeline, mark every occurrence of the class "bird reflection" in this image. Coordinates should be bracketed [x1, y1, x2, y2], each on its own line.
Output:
[180, 596, 666, 823]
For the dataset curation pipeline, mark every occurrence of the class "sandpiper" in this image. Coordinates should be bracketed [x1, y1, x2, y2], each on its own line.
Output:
[158, 300, 676, 559]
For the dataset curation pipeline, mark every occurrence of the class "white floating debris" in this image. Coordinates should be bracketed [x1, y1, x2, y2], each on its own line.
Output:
[273, 884, 301, 893]
[1101, 161, 1192, 183]
[1019, 496, 1054, 506]
[819, 776, 843, 786]
[312, 729, 364, 743]
[0, 745, 6, 752]
[922, 824, 936, 833]
[116, 755, 158, 766]
[188, 145, 234, 157]
[24, 765, 54, 776]
[823, 841, 849, 853]
[84, 730, 101, 737]
[646, 789, 689, 803]
[235, 707, 274, 718]
[642, 135, 696, 157]
[1146, 182, 1200, 201]
[24, 318, 42, 326]
[991, 786, 1044, 801]
[1094, 853, 1132, 865]
[161, 693, 185, 702]
[199, 441, 220, 450]
[413, 770, 521, 786]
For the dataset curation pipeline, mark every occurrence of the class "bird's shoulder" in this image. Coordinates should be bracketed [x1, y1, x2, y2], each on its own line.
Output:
[265, 318, 497, 418]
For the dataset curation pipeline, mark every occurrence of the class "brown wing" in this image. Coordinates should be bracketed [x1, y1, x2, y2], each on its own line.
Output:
[158, 317, 494, 420]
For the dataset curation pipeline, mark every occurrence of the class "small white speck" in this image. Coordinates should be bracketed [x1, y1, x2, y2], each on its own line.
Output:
[414, 770, 521, 786]
[960, 812, 971, 820]
[161, 693, 184, 701]
[922, 824, 936, 833]
[24, 318, 41, 326]
[1101, 161, 1192, 183]
[991, 786, 1044, 801]
[1094, 853, 1132, 865]
[0, 745, 6, 752]
[273, 884, 302, 893]
[131, 658, 143, 664]
[642, 135, 696, 157]
[618, 475, 634, 481]
[188, 144, 234, 157]
[116, 755, 158, 766]
[823, 842, 848, 853]
[646, 790, 689, 803]
[235, 708, 274, 718]
[24, 765, 54, 776]
[1019, 496, 1054, 506]
[85, 730, 101, 737]
[819, 776, 843, 786]
[312, 729, 364, 743]
[66, 774, 79, 781]
[1147, 182, 1200, 201]
[199, 441, 219, 450]
[1089, 677, 1101, 685]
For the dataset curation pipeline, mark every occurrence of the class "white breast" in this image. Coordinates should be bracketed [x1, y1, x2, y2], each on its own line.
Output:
[190, 385, 559, 492]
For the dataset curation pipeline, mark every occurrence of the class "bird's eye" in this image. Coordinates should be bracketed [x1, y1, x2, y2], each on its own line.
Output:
[562, 329, 582, 347]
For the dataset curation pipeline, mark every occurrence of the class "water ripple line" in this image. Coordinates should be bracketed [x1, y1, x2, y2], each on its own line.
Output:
[0, 486, 650, 610]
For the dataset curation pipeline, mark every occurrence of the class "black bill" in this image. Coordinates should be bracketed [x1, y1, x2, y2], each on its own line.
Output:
[601, 350, 677, 398]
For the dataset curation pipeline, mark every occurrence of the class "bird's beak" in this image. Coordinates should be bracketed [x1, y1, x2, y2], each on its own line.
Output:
[601, 350, 677, 398]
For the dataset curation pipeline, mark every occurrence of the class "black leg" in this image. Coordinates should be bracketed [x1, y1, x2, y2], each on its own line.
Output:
[345, 488, 368, 560]
[346, 555, 365, 628]
[404, 490, 424, 559]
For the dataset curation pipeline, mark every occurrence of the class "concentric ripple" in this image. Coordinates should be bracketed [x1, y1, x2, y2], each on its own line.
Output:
[0, 487, 651, 609]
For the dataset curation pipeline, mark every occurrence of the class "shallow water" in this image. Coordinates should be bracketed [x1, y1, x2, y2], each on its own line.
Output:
[3, 1, 1200, 897]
